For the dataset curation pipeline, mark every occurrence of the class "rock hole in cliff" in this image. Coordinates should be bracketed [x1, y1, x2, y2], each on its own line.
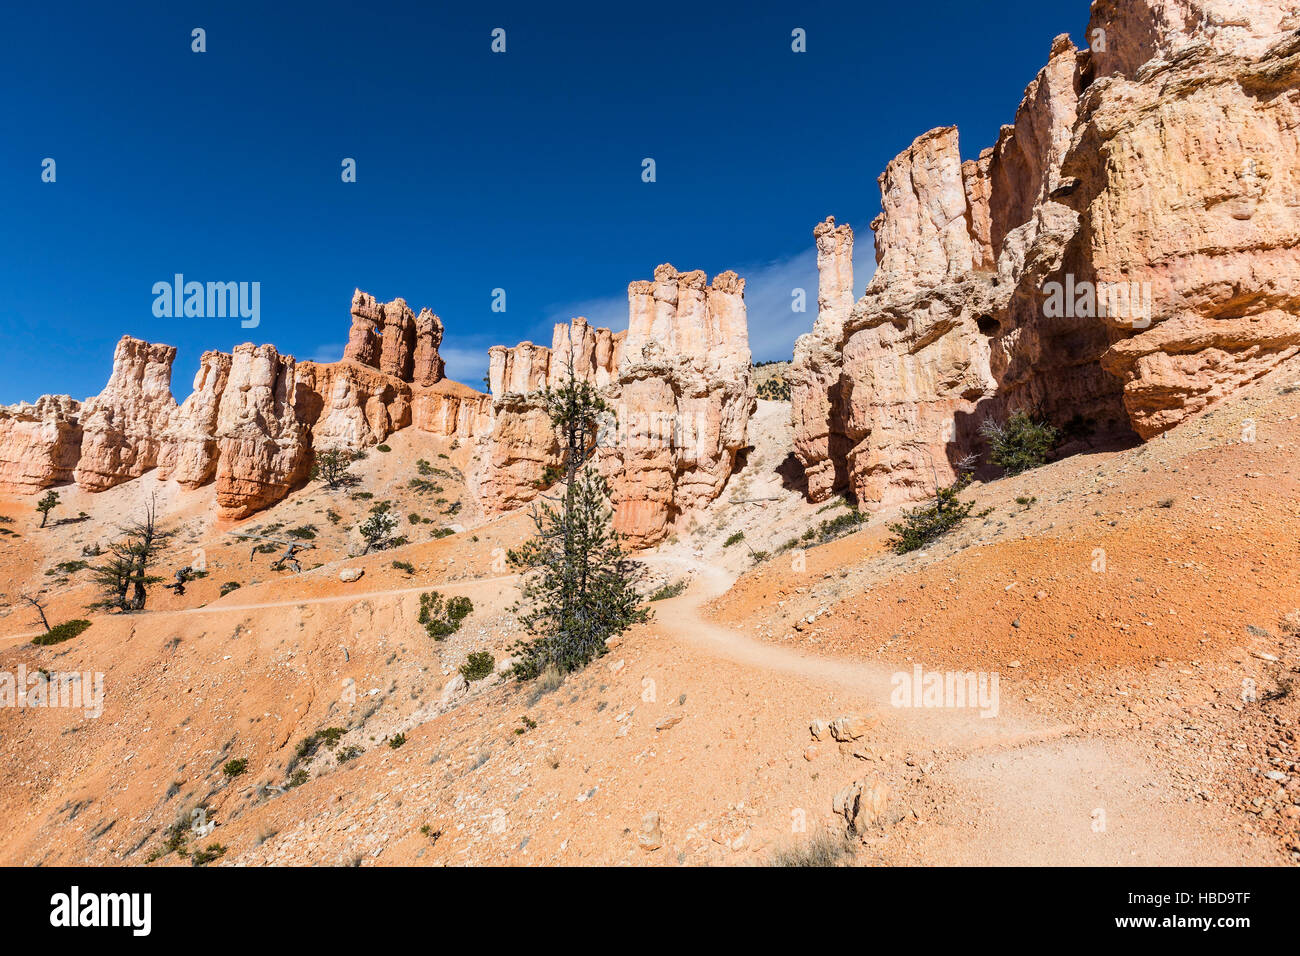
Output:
[976, 315, 1000, 336]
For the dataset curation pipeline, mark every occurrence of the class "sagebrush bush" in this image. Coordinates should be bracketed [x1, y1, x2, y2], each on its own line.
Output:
[980, 412, 1060, 475]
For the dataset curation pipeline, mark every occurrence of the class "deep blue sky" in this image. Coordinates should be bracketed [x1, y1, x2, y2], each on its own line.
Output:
[1, 0, 1089, 403]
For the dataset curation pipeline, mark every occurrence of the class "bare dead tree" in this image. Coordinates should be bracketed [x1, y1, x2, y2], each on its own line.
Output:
[20, 594, 51, 632]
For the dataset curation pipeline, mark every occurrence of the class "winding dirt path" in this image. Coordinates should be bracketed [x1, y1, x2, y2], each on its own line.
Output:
[645, 555, 1270, 865]
[3, 554, 1270, 865]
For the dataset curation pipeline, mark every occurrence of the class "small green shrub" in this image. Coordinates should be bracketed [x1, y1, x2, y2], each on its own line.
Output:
[418, 592, 473, 639]
[392, 560, 415, 574]
[376, 444, 391, 453]
[460, 652, 495, 683]
[32, 619, 91, 646]
[648, 580, 687, 602]
[981, 412, 1060, 476]
[191, 843, 226, 866]
[222, 758, 248, 778]
[388, 733, 406, 749]
[336, 745, 362, 763]
[288, 525, 317, 540]
[219, 581, 241, 596]
[291, 726, 346, 771]
[723, 531, 745, 548]
[887, 485, 974, 554]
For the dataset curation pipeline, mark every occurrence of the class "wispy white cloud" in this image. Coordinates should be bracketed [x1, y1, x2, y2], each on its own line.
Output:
[735, 228, 877, 364]
[439, 344, 494, 390]
[306, 342, 345, 364]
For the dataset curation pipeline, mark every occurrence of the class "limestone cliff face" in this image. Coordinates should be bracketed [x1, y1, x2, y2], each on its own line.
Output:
[790, 0, 1300, 505]
[0, 396, 83, 495]
[1, 290, 492, 519]
[473, 267, 755, 548]
[74, 337, 180, 492]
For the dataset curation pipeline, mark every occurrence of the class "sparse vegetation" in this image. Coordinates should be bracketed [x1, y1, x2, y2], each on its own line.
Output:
[756, 378, 791, 401]
[981, 411, 1060, 476]
[723, 531, 745, 548]
[888, 483, 974, 554]
[460, 652, 495, 682]
[289, 727, 347, 775]
[388, 733, 407, 749]
[648, 580, 688, 602]
[358, 501, 401, 553]
[311, 449, 362, 489]
[36, 489, 60, 528]
[506, 357, 648, 680]
[418, 591, 473, 639]
[190, 843, 226, 866]
[32, 619, 91, 646]
[219, 581, 241, 596]
[392, 560, 415, 575]
[222, 758, 248, 778]
[89, 497, 175, 612]
[376, 444, 391, 453]
[514, 715, 538, 735]
[287, 524, 317, 540]
[778, 505, 870, 553]
[768, 830, 856, 867]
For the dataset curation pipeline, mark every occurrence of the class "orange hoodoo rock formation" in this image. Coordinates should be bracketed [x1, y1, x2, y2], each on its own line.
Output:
[790, 0, 1300, 507]
[0, 292, 493, 517]
[472, 265, 755, 548]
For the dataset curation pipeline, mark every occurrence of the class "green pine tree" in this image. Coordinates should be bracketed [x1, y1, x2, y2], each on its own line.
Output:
[506, 355, 648, 679]
[36, 489, 60, 528]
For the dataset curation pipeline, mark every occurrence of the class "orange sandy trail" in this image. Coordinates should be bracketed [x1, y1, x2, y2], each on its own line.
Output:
[0, 573, 523, 644]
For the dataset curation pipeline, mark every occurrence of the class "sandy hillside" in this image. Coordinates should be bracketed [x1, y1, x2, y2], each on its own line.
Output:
[0, 366, 1298, 867]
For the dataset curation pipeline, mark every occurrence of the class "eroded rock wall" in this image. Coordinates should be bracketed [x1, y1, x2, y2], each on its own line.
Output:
[1, 290, 492, 520]
[790, 0, 1300, 506]
[474, 268, 754, 548]
[0, 396, 83, 495]
[74, 337, 180, 492]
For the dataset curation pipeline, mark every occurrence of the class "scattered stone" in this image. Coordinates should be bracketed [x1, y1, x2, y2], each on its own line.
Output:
[637, 812, 664, 851]
[830, 713, 879, 742]
[655, 713, 684, 732]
